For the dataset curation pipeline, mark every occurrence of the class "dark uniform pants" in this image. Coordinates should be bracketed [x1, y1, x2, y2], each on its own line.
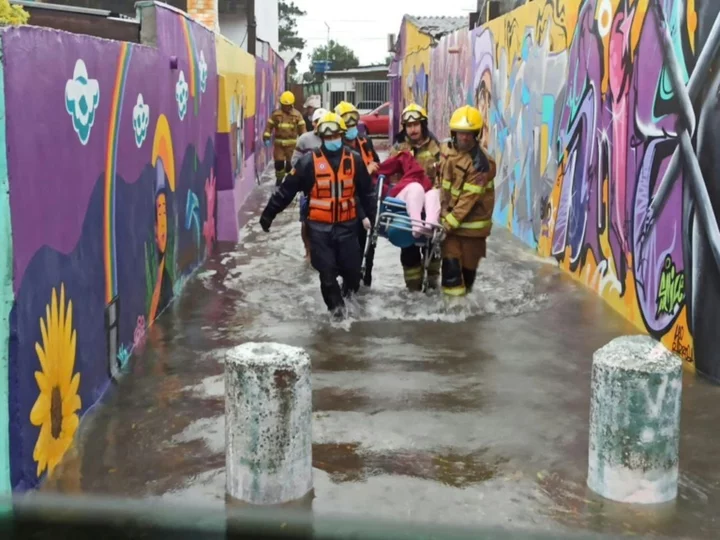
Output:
[308, 223, 362, 311]
[441, 235, 487, 296]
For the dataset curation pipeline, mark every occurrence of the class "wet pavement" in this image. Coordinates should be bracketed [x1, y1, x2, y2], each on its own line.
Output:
[39, 158, 720, 538]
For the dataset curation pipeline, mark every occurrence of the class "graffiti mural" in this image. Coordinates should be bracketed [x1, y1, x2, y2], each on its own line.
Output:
[427, 0, 720, 375]
[541, 0, 700, 371]
[487, 3, 569, 247]
[3, 4, 217, 489]
[390, 17, 432, 140]
[429, 29, 473, 140]
[254, 51, 285, 176]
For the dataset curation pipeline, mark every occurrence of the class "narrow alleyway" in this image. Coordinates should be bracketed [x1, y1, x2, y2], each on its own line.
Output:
[40, 171, 720, 538]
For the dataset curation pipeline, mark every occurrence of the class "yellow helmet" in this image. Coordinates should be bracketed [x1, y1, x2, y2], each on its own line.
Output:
[280, 91, 295, 106]
[449, 105, 483, 132]
[316, 112, 347, 137]
[401, 103, 427, 124]
[334, 101, 360, 127]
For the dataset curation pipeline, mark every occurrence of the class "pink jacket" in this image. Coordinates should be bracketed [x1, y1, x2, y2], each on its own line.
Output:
[377, 151, 433, 199]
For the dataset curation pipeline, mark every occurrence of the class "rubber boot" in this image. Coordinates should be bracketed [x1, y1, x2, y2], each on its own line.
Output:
[320, 276, 344, 312]
[403, 266, 423, 291]
[441, 258, 466, 296]
[401, 246, 423, 292]
[275, 170, 285, 187]
[462, 268, 477, 293]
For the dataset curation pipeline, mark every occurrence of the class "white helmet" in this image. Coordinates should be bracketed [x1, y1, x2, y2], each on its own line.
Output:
[304, 95, 321, 109]
[311, 108, 328, 123]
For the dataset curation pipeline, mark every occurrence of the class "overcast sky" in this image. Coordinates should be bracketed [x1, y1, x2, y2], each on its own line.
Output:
[292, 0, 477, 72]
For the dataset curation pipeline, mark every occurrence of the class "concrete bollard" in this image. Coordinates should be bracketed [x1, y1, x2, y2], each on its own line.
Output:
[587, 335, 682, 504]
[225, 342, 313, 505]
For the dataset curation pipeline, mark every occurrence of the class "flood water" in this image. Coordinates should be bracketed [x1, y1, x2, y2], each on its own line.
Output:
[39, 163, 720, 539]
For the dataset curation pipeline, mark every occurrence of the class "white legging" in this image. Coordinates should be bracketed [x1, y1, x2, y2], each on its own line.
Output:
[395, 183, 441, 237]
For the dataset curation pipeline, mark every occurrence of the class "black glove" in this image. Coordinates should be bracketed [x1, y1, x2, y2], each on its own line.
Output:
[260, 214, 272, 232]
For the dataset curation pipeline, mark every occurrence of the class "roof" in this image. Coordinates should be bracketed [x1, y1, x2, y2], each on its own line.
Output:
[325, 65, 389, 75]
[405, 15, 467, 38]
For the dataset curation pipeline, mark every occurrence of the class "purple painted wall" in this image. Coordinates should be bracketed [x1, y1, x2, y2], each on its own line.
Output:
[4, 3, 217, 489]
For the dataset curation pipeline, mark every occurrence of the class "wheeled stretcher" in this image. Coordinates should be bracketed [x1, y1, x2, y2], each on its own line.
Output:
[361, 175, 445, 292]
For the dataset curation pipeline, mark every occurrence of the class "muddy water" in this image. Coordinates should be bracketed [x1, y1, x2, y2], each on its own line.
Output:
[40, 166, 720, 539]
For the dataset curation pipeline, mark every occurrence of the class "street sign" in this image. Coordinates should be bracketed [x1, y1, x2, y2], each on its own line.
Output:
[313, 60, 332, 73]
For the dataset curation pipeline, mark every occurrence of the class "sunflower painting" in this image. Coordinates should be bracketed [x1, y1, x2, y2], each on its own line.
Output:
[29, 284, 82, 477]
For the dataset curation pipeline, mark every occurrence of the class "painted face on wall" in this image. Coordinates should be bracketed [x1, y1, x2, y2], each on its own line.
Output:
[405, 121, 423, 142]
[155, 192, 168, 254]
[476, 80, 491, 146]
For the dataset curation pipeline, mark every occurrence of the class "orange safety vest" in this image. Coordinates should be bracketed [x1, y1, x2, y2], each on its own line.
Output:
[350, 137, 376, 168]
[308, 149, 357, 223]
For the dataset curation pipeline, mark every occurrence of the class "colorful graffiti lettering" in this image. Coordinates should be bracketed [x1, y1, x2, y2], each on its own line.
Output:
[429, 29, 473, 140]
[427, 0, 720, 377]
[657, 255, 685, 318]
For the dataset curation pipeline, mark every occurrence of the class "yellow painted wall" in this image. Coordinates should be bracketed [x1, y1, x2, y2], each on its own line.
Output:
[400, 19, 432, 111]
[215, 34, 255, 134]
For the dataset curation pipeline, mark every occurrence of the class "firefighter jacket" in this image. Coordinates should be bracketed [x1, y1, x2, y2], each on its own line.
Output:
[438, 142, 496, 238]
[261, 146, 376, 228]
[345, 136, 379, 168]
[263, 108, 306, 147]
[389, 135, 442, 187]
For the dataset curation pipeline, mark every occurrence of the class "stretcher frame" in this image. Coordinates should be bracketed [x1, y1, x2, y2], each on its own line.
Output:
[361, 176, 445, 293]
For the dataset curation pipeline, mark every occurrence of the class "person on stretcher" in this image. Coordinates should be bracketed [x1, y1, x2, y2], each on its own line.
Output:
[377, 150, 441, 238]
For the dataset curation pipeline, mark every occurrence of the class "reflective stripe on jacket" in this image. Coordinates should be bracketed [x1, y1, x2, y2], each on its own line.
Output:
[438, 142, 496, 237]
[263, 108, 306, 143]
[308, 148, 357, 223]
[390, 137, 442, 186]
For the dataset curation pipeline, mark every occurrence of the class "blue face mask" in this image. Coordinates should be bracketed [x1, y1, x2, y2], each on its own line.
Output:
[324, 139, 342, 152]
[345, 127, 359, 140]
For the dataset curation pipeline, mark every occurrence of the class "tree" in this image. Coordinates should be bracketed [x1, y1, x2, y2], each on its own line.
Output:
[385, 54, 395, 65]
[0, 0, 28, 25]
[279, 1, 306, 52]
[310, 40, 360, 72]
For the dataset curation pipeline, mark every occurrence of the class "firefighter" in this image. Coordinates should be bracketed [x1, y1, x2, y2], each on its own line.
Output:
[263, 91, 307, 186]
[335, 101, 381, 173]
[259, 112, 376, 316]
[302, 95, 321, 132]
[334, 101, 381, 285]
[439, 105, 496, 297]
[292, 107, 328, 259]
[390, 103, 443, 291]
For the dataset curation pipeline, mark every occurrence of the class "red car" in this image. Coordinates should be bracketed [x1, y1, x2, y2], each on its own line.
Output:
[359, 102, 389, 136]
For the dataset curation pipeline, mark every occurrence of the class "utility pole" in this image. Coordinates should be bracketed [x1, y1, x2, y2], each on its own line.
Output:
[247, 0, 256, 56]
[324, 21, 330, 67]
